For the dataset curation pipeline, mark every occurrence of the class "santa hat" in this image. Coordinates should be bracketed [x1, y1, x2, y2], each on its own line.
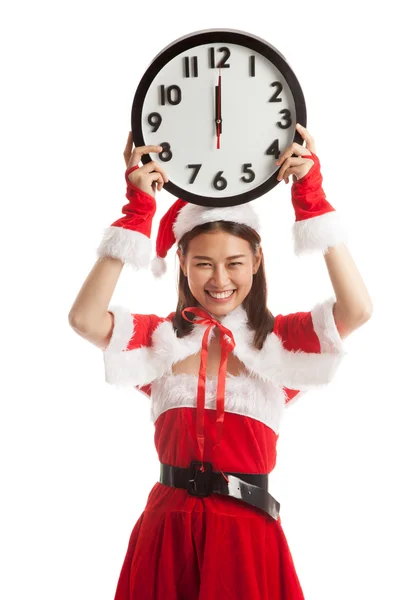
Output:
[150, 199, 262, 278]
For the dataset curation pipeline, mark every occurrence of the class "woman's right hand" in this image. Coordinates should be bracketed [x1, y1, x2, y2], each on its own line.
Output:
[123, 131, 169, 197]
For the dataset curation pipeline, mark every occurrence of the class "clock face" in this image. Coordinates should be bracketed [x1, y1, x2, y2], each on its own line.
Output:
[132, 29, 307, 207]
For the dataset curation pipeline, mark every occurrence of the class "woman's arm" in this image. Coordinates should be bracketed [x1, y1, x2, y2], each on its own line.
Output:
[68, 256, 123, 347]
[68, 138, 168, 349]
[276, 125, 373, 339]
[323, 243, 373, 338]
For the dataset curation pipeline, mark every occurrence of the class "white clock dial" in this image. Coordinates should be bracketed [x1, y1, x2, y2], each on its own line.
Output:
[132, 30, 306, 207]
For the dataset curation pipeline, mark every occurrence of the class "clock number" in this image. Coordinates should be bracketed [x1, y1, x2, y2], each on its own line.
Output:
[269, 81, 283, 102]
[209, 48, 215, 68]
[277, 109, 292, 129]
[187, 164, 202, 184]
[158, 142, 173, 162]
[265, 139, 280, 160]
[209, 47, 231, 69]
[184, 56, 199, 78]
[241, 163, 256, 183]
[160, 85, 182, 106]
[213, 171, 228, 191]
[250, 56, 255, 77]
[217, 47, 231, 68]
[148, 112, 162, 132]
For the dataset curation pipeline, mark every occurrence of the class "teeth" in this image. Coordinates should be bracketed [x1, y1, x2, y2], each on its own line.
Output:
[208, 290, 235, 299]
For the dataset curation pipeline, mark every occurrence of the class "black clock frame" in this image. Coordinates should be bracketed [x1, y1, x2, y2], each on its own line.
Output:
[131, 28, 307, 207]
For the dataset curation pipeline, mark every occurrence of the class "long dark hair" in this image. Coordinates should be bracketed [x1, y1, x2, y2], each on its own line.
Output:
[171, 220, 275, 350]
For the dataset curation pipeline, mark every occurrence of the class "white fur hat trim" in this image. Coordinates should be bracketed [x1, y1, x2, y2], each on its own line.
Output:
[172, 202, 261, 241]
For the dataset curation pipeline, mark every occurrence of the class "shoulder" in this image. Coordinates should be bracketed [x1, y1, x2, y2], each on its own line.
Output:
[106, 306, 175, 353]
[273, 310, 321, 353]
[259, 297, 347, 401]
[102, 306, 176, 388]
[272, 297, 343, 354]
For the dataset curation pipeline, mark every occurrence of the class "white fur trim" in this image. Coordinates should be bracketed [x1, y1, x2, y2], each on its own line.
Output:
[151, 373, 286, 435]
[103, 305, 165, 386]
[104, 346, 165, 387]
[102, 309, 218, 388]
[220, 303, 346, 390]
[292, 211, 348, 256]
[105, 305, 134, 353]
[150, 302, 346, 390]
[151, 316, 216, 365]
[102, 299, 346, 390]
[97, 226, 152, 270]
[173, 202, 261, 241]
[311, 296, 343, 353]
[151, 255, 167, 278]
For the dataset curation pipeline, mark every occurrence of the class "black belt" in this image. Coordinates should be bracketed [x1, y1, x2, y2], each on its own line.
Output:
[159, 461, 280, 521]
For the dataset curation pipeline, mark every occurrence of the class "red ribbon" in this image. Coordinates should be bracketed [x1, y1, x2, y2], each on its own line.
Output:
[182, 307, 236, 483]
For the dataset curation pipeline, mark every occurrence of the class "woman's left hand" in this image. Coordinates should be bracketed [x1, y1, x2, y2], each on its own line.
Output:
[276, 123, 317, 184]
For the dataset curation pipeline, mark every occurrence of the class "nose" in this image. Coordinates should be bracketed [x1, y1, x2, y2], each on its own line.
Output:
[209, 264, 232, 289]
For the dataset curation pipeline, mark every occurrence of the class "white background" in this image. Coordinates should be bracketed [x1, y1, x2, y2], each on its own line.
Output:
[1, 1, 398, 599]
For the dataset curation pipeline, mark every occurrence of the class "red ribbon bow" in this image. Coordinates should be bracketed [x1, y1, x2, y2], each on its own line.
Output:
[182, 307, 236, 483]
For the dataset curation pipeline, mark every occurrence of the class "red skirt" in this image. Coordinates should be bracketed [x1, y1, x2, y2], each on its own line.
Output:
[114, 482, 305, 600]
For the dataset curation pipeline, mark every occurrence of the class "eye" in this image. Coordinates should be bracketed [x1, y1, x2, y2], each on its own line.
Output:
[196, 261, 243, 267]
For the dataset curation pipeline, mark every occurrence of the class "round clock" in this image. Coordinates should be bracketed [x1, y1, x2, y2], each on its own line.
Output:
[131, 28, 307, 207]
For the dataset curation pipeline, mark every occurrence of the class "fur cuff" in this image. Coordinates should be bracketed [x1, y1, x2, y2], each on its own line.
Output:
[292, 211, 348, 256]
[97, 226, 152, 269]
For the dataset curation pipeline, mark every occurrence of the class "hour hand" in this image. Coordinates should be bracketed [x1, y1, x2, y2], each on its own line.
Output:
[214, 84, 222, 135]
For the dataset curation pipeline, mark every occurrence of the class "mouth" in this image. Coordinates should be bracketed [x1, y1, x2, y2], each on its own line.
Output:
[205, 289, 237, 303]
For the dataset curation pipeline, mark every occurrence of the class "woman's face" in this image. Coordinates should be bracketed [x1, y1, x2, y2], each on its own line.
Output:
[177, 230, 262, 318]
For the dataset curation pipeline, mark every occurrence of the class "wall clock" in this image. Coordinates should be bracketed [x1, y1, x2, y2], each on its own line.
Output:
[131, 28, 307, 207]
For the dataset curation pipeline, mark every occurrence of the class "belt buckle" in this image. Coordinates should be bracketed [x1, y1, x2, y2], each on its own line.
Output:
[187, 461, 213, 497]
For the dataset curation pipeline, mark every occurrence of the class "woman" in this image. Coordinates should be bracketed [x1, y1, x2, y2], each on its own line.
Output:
[68, 124, 373, 599]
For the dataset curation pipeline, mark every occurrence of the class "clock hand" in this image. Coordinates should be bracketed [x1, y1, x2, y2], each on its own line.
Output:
[214, 85, 218, 136]
[214, 67, 222, 149]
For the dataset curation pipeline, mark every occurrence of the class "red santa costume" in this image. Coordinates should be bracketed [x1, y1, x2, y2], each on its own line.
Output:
[96, 152, 348, 600]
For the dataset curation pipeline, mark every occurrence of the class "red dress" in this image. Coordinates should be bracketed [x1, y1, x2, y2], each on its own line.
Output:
[103, 299, 346, 600]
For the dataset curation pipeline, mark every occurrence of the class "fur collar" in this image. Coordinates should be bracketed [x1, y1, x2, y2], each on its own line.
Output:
[105, 299, 346, 390]
[151, 300, 345, 390]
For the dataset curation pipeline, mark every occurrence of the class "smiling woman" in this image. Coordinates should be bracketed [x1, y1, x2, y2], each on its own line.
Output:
[174, 220, 275, 349]
[68, 122, 372, 600]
